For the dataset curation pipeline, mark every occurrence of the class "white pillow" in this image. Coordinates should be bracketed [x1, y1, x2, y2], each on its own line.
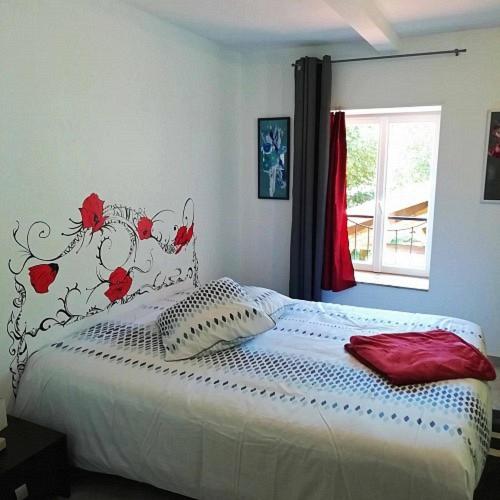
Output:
[244, 285, 293, 317]
[157, 278, 275, 361]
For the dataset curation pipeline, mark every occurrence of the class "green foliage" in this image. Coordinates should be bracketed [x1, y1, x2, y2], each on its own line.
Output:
[346, 125, 377, 208]
[346, 122, 433, 206]
[396, 138, 431, 187]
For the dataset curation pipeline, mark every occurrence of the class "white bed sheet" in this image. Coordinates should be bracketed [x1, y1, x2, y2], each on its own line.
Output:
[12, 290, 492, 500]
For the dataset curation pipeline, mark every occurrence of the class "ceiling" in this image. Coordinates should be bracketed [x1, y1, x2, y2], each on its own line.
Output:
[125, 0, 500, 50]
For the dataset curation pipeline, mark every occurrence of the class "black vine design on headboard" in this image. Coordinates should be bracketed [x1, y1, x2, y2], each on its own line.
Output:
[7, 193, 198, 395]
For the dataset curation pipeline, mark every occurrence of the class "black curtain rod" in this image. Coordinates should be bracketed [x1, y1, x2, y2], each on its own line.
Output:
[292, 48, 466, 66]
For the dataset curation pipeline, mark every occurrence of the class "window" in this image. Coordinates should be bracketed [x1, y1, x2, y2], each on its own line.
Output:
[345, 106, 441, 279]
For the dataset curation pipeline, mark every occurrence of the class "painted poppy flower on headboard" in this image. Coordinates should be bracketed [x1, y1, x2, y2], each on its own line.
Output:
[80, 193, 107, 233]
[104, 267, 133, 302]
[137, 216, 154, 240]
[28, 263, 59, 294]
[174, 223, 194, 254]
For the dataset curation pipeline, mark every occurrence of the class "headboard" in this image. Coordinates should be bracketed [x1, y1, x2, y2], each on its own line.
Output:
[7, 193, 198, 395]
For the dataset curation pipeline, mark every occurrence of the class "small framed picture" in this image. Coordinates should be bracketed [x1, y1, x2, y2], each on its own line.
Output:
[258, 117, 290, 200]
[482, 110, 500, 203]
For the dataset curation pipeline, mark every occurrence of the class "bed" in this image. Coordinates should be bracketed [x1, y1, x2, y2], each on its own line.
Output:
[11, 286, 492, 500]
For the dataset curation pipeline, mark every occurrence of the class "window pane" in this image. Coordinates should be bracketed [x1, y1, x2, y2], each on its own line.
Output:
[346, 122, 379, 264]
[382, 121, 436, 270]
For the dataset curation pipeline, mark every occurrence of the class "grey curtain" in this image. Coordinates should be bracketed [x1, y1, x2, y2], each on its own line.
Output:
[289, 56, 332, 301]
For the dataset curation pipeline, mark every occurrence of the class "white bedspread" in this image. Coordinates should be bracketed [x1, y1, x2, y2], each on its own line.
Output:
[12, 290, 492, 500]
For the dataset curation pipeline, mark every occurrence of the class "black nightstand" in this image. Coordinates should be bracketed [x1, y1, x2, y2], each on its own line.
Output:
[0, 416, 70, 499]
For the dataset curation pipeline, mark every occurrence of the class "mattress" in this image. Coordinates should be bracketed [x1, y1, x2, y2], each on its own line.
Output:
[12, 288, 492, 500]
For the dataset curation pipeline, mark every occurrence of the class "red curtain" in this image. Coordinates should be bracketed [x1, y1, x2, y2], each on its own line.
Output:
[322, 112, 356, 292]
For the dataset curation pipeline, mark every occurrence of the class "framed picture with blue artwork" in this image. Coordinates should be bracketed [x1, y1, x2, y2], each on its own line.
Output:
[258, 117, 290, 200]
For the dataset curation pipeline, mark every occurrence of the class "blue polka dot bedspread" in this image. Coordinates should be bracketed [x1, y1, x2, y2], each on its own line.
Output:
[12, 286, 492, 500]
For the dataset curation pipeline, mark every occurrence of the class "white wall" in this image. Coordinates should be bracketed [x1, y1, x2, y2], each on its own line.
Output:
[0, 0, 241, 398]
[234, 28, 500, 356]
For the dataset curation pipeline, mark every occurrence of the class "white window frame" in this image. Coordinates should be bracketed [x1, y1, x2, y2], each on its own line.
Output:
[345, 107, 441, 278]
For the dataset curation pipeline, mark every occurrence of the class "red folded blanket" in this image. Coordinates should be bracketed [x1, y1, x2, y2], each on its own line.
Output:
[345, 329, 496, 385]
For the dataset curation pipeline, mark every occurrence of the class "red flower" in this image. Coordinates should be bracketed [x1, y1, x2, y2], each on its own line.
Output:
[80, 193, 107, 233]
[174, 223, 194, 254]
[489, 143, 500, 158]
[137, 216, 153, 240]
[104, 267, 132, 302]
[29, 263, 59, 294]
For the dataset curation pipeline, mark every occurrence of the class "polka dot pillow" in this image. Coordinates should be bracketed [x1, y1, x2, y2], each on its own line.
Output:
[243, 285, 293, 318]
[157, 277, 275, 361]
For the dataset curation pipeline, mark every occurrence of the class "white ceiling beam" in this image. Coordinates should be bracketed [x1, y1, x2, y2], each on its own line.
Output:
[324, 0, 399, 52]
